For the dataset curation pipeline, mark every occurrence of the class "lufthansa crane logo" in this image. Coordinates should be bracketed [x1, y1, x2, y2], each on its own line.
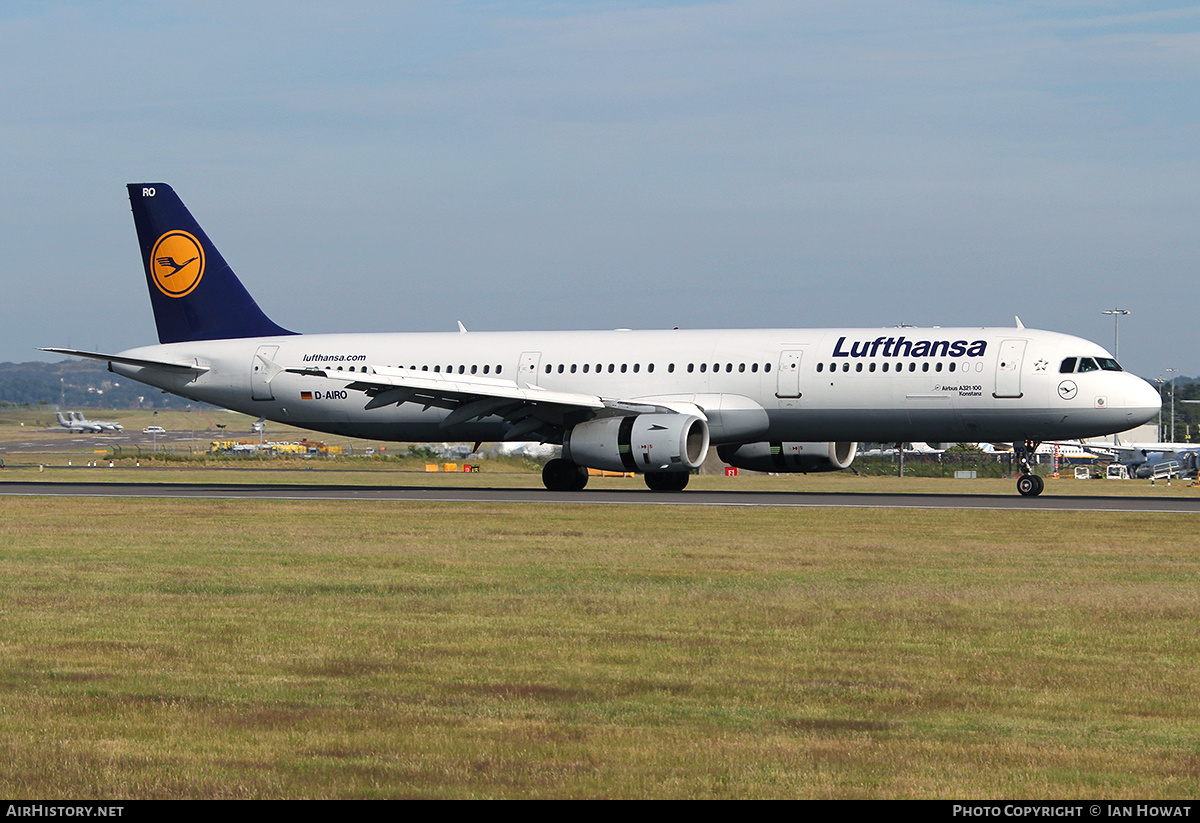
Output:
[150, 230, 205, 297]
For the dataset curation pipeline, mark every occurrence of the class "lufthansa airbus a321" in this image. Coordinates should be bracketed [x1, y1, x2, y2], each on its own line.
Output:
[44, 184, 1161, 496]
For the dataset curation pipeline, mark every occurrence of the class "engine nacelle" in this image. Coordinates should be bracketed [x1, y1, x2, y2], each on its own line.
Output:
[564, 414, 710, 474]
[717, 441, 857, 473]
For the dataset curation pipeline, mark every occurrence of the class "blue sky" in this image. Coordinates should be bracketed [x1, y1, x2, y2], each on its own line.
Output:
[3, 1, 1198, 378]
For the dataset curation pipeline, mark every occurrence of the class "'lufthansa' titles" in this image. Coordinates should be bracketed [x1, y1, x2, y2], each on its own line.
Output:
[832, 336, 987, 359]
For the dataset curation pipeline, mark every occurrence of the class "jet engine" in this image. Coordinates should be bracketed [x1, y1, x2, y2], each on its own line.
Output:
[717, 441, 857, 473]
[564, 413, 709, 474]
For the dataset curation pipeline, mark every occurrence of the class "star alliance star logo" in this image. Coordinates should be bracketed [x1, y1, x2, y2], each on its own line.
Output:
[1034, 359, 1048, 372]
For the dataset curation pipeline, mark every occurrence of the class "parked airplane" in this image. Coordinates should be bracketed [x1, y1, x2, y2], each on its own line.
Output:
[1084, 437, 1200, 480]
[54, 412, 123, 433]
[74, 411, 123, 433]
[861, 442, 947, 457]
[982, 440, 1101, 461]
[54, 412, 98, 433]
[43, 184, 1161, 496]
[1130, 451, 1200, 480]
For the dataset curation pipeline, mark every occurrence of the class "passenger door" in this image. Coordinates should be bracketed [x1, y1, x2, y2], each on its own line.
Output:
[993, 339, 1026, 398]
[251, 345, 280, 401]
[776, 350, 803, 406]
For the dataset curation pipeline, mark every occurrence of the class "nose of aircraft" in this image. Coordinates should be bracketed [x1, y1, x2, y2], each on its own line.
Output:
[1124, 376, 1163, 428]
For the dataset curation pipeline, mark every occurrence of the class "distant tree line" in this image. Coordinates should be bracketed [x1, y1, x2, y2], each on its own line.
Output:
[0, 360, 206, 409]
[1155, 376, 1200, 442]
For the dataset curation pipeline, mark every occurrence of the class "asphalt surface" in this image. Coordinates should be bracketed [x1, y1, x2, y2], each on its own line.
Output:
[0, 429, 238, 454]
[4, 480, 1200, 512]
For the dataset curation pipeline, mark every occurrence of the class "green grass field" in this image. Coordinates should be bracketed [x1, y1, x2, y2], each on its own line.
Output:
[2, 495, 1198, 798]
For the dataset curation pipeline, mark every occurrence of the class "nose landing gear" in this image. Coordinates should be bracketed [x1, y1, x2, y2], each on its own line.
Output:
[1014, 440, 1044, 496]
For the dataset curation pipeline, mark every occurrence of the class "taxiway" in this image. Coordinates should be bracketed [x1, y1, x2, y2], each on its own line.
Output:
[4, 481, 1200, 513]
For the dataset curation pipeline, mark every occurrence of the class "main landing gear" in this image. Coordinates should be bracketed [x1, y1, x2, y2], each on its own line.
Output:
[541, 459, 692, 492]
[644, 471, 689, 491]
[1014, 440, 1044, 497]
[542, 458, 589, 492]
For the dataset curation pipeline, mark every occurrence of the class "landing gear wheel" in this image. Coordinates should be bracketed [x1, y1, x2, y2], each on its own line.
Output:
[542, 458, 589, 492]
[644, 472, 689, 491]
[1013, 440, 1044, 497]
[1016, 473, 1044, 497]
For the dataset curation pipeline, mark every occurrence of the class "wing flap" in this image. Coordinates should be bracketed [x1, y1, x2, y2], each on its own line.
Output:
[287, 365, 608, 438]
[289, 365, 605, 411]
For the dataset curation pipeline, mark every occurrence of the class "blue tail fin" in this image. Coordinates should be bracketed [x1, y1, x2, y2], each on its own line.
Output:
[127, 183, 295, 344]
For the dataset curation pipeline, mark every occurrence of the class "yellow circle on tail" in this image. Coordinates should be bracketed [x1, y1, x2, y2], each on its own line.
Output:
[150, 231, 205, 297]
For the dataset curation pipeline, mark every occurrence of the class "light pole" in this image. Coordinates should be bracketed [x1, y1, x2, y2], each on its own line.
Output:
[1101, 308, 1129, 360]
[1154, 377, 1166, 441]
[1166, 368, 1178, 443]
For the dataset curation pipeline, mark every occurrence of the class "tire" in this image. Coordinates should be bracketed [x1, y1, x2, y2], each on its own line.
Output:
[1016, 473, 1042, 497]
[645, 472, 689, 491]
[543, 458, 589, 491]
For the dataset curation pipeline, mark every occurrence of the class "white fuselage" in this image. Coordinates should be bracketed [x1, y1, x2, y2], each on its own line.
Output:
[109, 325, 1161, 447]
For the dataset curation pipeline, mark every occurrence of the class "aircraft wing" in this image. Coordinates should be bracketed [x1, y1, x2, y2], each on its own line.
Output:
[989, 440, 1114, 457]
[287, 365, 686, 441]
[1074, 441, 1119, 456]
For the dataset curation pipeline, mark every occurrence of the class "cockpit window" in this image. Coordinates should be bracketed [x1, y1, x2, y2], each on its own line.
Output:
[1062, 355, 1122, 373]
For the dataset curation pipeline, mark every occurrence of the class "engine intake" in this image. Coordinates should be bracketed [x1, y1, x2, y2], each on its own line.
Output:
[565, 414, 710, 474]
[718, 441, 857, 473]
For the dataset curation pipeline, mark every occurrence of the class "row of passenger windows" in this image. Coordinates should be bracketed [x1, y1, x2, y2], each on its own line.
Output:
[338, 357, 1126, 378]
[542, 362, 774, 375]
[818, 360, 961, 374]
[418, 364, 503, 374]
[335, 362, 781, 376]
[1060, 357, 1122, 374]
[335, 364, 505, 375]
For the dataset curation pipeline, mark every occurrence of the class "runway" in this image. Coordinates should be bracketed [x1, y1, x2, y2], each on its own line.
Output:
[4, 480, 1200, 512]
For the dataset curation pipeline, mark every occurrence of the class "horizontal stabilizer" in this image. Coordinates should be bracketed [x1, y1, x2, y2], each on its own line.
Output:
[39, 347, 210, 373]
